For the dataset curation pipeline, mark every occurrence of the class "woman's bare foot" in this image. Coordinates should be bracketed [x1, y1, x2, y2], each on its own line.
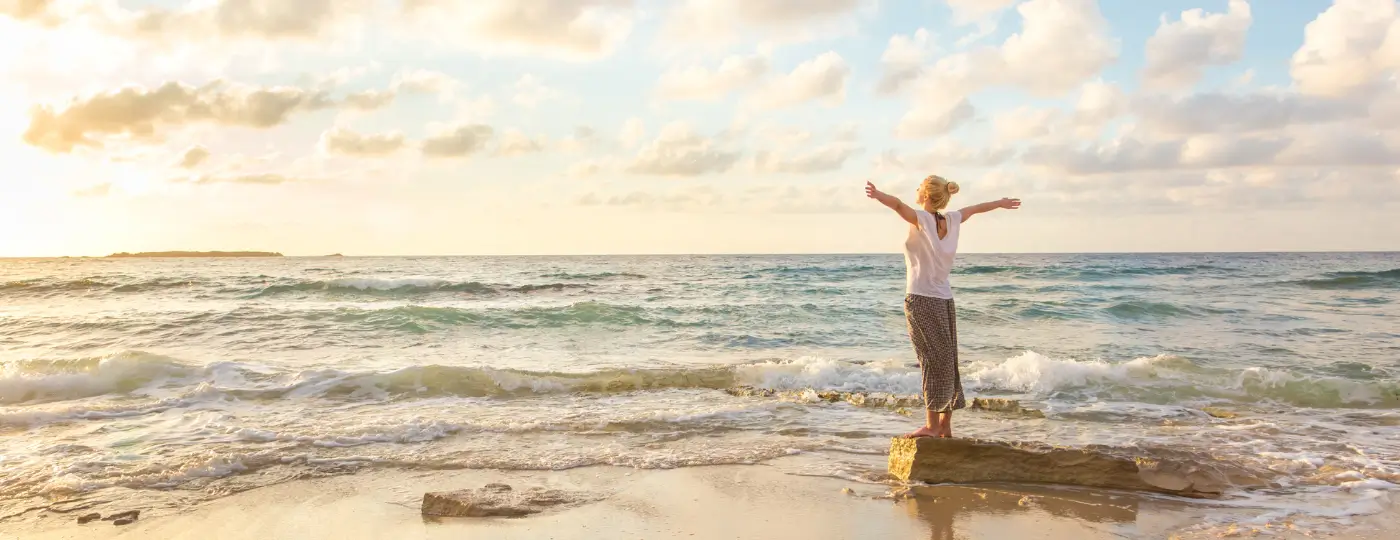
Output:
[902, 426, 939, 438]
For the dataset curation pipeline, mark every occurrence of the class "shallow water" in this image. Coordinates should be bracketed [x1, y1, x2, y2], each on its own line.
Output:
[1, 253, 1397, 530]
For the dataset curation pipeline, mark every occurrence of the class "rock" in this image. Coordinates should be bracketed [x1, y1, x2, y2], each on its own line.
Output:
[1202, 407, 1240, 419]
[888, 437, 1243, 499]
[76, 513, 101, 524]
[840, 488, 855, 495]
[102, 510, 139, 523]
[970, 398, 1046, 418]
[113, 518, 135, 526]
[421, 484, 597, 518]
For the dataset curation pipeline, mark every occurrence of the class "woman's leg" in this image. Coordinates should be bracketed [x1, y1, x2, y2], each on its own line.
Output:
[904, 295, 941, 438]
[939, 411, 952, 438]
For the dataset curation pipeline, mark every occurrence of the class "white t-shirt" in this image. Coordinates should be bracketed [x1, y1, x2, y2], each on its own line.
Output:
[904, 209, 961, 299]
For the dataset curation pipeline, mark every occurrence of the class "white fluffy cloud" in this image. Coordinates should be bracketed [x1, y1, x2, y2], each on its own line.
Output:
[320, 127, 406, 156]
[421, 124, 494, 158]
[392, 69, 459, 96]
[23, 81, 334, 153]
[403, 0, 635, 60]
[878, 29, 935, 94]
[662, 0, 867, 46]
[125, 0, 369, 42]
[179, 145, 211, 168]
[897, 0, 1117, 138]
[753, 143, 862, 174]
[656, 53, 769, 101]
[1290, 0, 1400, 97]
[625, 122, 741, 176]
[747, 51, 848, 110]
[1142, 0, 1253, 90]
[895, 98, 976, 139]
[342, 89, 396, 111]
[496, 129, 547, 156]
[513, 74, 561, 109]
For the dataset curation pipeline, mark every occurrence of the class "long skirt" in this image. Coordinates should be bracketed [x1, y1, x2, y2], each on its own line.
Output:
[904, 294, 966, 413]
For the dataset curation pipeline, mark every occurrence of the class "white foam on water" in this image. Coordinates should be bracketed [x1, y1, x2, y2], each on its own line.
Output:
[733, 356, 922, 394]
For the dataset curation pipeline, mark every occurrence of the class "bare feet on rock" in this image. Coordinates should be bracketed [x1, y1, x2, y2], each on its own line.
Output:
[903, 426, 939, 439]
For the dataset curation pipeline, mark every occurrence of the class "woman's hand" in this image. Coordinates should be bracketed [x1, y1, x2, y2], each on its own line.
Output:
[996, 197, 1022, 210]
[865, 181, 882, 200]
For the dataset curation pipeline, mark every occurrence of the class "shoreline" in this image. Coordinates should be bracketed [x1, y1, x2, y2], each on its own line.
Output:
[9, 456, 1394, 540]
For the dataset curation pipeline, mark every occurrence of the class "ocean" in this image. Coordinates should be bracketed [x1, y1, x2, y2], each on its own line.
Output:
[1, 253, 1397, 531]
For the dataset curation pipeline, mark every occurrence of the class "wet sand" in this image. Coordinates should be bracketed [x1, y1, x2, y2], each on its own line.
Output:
[10, 456, 1395, 540]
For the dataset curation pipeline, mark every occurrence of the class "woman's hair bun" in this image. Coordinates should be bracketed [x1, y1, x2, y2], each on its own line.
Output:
[946, 181, 960, 195]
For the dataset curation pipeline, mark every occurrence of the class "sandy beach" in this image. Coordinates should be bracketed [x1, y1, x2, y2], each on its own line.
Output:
[8, 453, 1396, 540]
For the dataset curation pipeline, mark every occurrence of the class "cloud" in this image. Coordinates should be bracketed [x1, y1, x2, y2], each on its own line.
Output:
[124, 0, 369, 42]
[904, 139, 1018, 169]
[71, 182, 112, 198]
[1, 0, 52, 20]
[1142, 0, 1253, 90]
[898, 0, 1117, 134]
[993, 106, 1061, 142]
[1074, 79, 1127, 129]
[320, 127, 406, 156]
[656, 53, 769, 101]
[342, 89, 396, 111]
[497, 129, 547, 156]
[944, 0, 1018, 25]
[747, 51, 848, 110]
[513, 74, 560, 108]
[577, 186, 725, 211]
[1290, 0, 1400, 97]
[179, 145, 211, 168]
[402, 0, 635, 60]
[569, 157, 615, 177]
[421, 124, 494, 158]
[1133, 90, 1364, 135]
[661, 0, 867, 46]
[753, 143, 862, 174]
[181, 173, 307, 185]
[23, 80, 334, 153]
[895, 97, 976, 139]
[878, 29, 935, 95]
[625, 122, 741, 176]
[619, 117, 645, 149]
[392, 69, 459, 95]
[558, 126, 599, 154]
[1023, 128, 1400, 176]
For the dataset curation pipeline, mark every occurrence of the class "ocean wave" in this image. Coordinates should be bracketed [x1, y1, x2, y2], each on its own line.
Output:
[248, 277, 588, 298]
[965, 352, 1400, 409]
[6, 351, 1396, 410]
[1289, 269, 1400, 290]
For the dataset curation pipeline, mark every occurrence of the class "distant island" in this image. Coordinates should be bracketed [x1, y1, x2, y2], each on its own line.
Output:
[106, 251, 284, 258]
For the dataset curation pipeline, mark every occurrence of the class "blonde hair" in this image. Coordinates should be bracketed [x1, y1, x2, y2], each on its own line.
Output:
[915, 174, 960, 211]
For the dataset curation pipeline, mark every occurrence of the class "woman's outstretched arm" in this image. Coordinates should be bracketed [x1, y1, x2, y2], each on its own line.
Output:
[957, 198, 1021, 223]
[865, 182, 918, 225]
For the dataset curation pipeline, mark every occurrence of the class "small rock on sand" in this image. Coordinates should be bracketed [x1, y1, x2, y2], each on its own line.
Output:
[103, 510, 139, 522]
[422, 484, 598, 518]
[76, 513, 101, 524]
[1202, 407, 1240, 419]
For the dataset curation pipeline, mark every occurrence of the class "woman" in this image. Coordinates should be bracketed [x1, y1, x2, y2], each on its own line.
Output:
[865, 176, 1020, 438]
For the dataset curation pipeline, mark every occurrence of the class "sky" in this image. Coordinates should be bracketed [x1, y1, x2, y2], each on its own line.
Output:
[1, 0, 1398, 256]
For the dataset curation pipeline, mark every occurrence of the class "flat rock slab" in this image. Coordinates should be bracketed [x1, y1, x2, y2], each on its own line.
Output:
[422, 483, 599, 518]
[888, 437, 1244, 499]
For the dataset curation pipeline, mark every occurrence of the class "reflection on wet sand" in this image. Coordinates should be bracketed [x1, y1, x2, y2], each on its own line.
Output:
[903, 484, 1141, 540]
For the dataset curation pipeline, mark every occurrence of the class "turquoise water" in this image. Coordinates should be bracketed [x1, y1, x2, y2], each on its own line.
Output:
[1, 253, 1398, 529]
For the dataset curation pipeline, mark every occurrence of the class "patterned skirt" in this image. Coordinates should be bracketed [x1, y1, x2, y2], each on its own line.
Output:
[904, 294, 966, 413]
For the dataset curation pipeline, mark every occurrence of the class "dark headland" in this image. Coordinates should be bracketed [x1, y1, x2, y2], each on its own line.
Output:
[105, 251, 284, 258]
